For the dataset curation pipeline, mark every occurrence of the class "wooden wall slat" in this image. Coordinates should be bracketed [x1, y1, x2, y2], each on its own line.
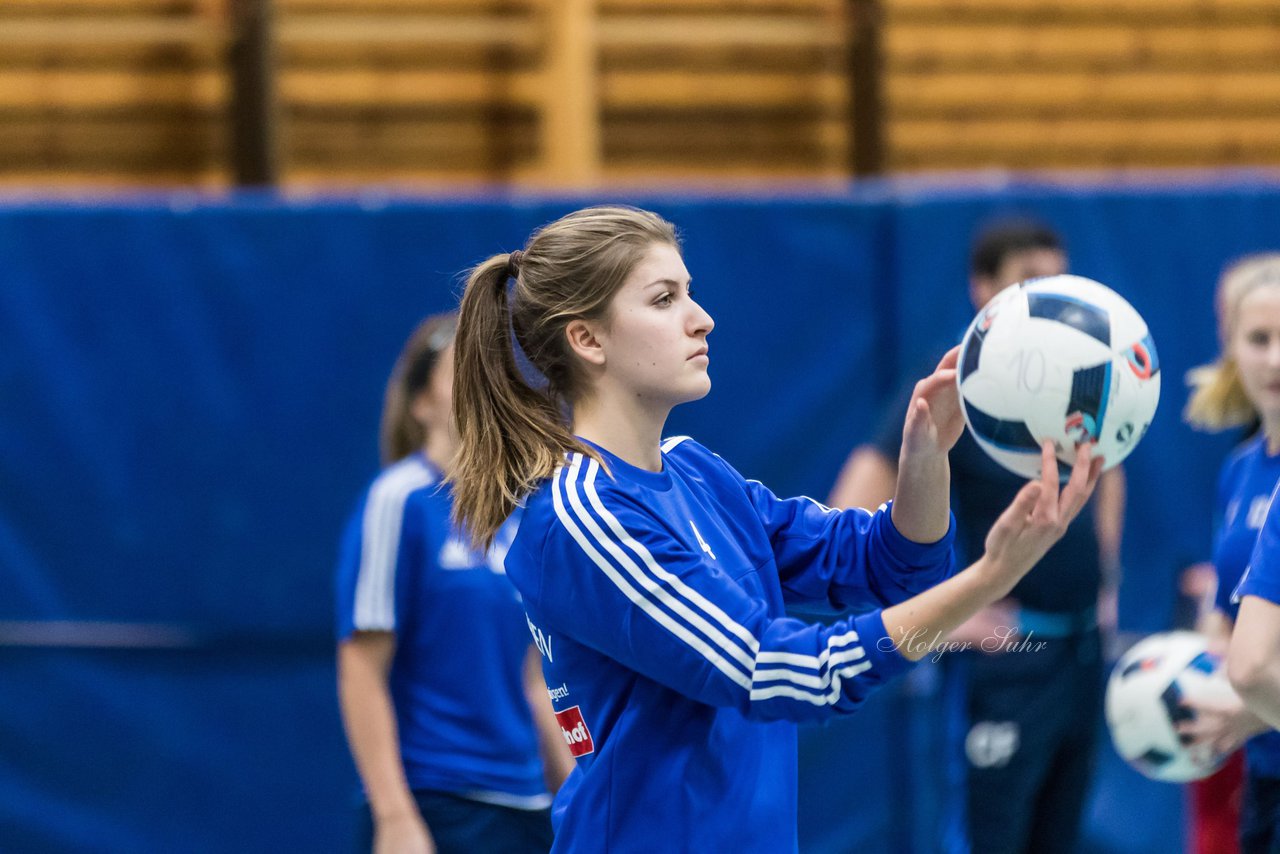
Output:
[0, 1, 210, 15]
[889, 71, 1280, 117]
[890, 117, 1280, 171]
[279, 70, 541, 107]
[886, 0, 1280, 23]
[882, 0, 1280, 173]
[274, 0, 538, 12]
[0, 70, 226, 109]
[885, 25, 1280, 72]
[277, 14, 539, 48]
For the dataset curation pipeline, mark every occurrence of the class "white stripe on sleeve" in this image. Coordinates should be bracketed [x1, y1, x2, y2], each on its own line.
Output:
[578, 459, 760, 660]
[552, 452, 878, 709]
[551, 457, 753, 689]
[352, 459, 436, 630]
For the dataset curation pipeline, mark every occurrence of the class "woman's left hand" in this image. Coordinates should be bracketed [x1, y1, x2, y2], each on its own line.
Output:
[901, 346, 964, 459]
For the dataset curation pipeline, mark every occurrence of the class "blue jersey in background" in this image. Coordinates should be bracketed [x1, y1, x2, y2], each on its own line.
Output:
[506, 437, 957, 853]
[1243, 480, 1280, 609]
[1215, 435, 1280, 779]
[335, 455, 548, 806]
[1215, 436, 1280, 620]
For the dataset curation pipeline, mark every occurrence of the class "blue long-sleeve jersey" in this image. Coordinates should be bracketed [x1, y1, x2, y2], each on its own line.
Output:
[1213, 436, 1280, 620]
[505, 436, 957, 853]
[1241, 476, 1280, 611]
[1212, 435, 1280, 777]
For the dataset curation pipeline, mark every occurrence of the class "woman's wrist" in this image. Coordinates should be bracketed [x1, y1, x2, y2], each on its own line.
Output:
[370, 793, 420, 823]
[969, 555, 1019, 601]
[898, 445, 948, 471]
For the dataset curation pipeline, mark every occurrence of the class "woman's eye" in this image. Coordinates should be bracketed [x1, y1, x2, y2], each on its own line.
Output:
[656, 293, 673, 306]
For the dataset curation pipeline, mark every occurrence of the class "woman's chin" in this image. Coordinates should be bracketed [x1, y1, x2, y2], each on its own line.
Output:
[682, 377, 712, 403]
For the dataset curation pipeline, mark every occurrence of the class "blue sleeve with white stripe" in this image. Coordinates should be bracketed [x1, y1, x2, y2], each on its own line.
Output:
[533, 456, 915, 724]
[1240, 483, 1280, 607]
[741, 479, 957, 611]
[335, 459, 435, 639]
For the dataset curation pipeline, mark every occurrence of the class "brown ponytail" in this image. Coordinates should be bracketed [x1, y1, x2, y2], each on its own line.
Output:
[450, 206, 680, 546]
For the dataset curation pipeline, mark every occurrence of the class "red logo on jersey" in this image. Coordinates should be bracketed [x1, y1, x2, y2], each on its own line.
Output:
[555, 705, 595, 757]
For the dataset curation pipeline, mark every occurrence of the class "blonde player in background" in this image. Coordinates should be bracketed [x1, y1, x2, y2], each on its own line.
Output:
[1184, 256, 1280, 854]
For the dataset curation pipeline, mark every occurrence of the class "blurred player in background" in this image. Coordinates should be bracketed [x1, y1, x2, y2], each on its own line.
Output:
[1184, 255, 1280, 854]
[447, 205, 1101, 852]
[336, 313, 572, 854]
[1232, 493, 1280, 852]
[829, 218, 1126, 854]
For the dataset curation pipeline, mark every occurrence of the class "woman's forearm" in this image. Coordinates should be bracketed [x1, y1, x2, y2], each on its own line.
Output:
[891, 448, 951, 544]
[1231, 658, 1280, 730]
[1229, 597, 1280, 729]
[880, 558, 1007, 661]
[338, 639, 419, 821]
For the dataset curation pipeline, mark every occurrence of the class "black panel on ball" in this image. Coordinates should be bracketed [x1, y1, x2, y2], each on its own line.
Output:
[1027, 293, 1111, 346]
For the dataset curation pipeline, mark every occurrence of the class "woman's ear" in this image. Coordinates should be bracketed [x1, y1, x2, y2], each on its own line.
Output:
[565, 318, 606, 367]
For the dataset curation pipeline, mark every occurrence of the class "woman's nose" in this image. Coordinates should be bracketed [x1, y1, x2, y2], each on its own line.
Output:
[690, 300, 714, 335]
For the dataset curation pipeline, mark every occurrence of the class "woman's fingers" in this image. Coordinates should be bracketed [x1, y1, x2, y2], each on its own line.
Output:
[998, 480, 1043, 535]
[914, 368, 958, 402]
[984, 479, 1040, 560]
[1034, 441, 1060, 521]
[1060, 444, 1104, 521]
[903, 396, 927, 434]
[935, 345, 961, 372]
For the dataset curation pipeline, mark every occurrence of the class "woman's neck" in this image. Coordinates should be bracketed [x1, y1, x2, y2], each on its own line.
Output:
[1264, 415, 1280, 456]
[422, 430, 457, 476]
[572, 388, 670, 472]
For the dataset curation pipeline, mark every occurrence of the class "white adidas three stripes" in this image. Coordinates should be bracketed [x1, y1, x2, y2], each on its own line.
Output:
[551, 451, 873, 707]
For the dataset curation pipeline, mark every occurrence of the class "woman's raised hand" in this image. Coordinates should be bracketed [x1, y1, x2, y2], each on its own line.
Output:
[901, 346, 965, 459]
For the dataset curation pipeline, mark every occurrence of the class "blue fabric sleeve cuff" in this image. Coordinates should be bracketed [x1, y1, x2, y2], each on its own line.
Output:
[877, 500, 957, 567]
[1239, 572, 1280, 608]
[853, 609, 915, 683]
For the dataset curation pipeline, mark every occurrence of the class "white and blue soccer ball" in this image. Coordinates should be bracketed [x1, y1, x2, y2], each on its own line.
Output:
[957, 274, 1160, 479]
[1105, 631, 1237, 783]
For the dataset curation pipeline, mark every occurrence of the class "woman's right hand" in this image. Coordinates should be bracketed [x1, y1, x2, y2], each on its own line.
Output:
[1178, 694, 1267, 756]
[900, 346, 965, 459]
[979, 441, 1103, 596]
[374, 812, 435, 854]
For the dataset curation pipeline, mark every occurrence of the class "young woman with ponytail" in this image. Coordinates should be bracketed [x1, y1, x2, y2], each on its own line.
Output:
[1180, 255, 1280, 854]
[335, 312, 571, 854]
[450, 205, 1101, 852]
